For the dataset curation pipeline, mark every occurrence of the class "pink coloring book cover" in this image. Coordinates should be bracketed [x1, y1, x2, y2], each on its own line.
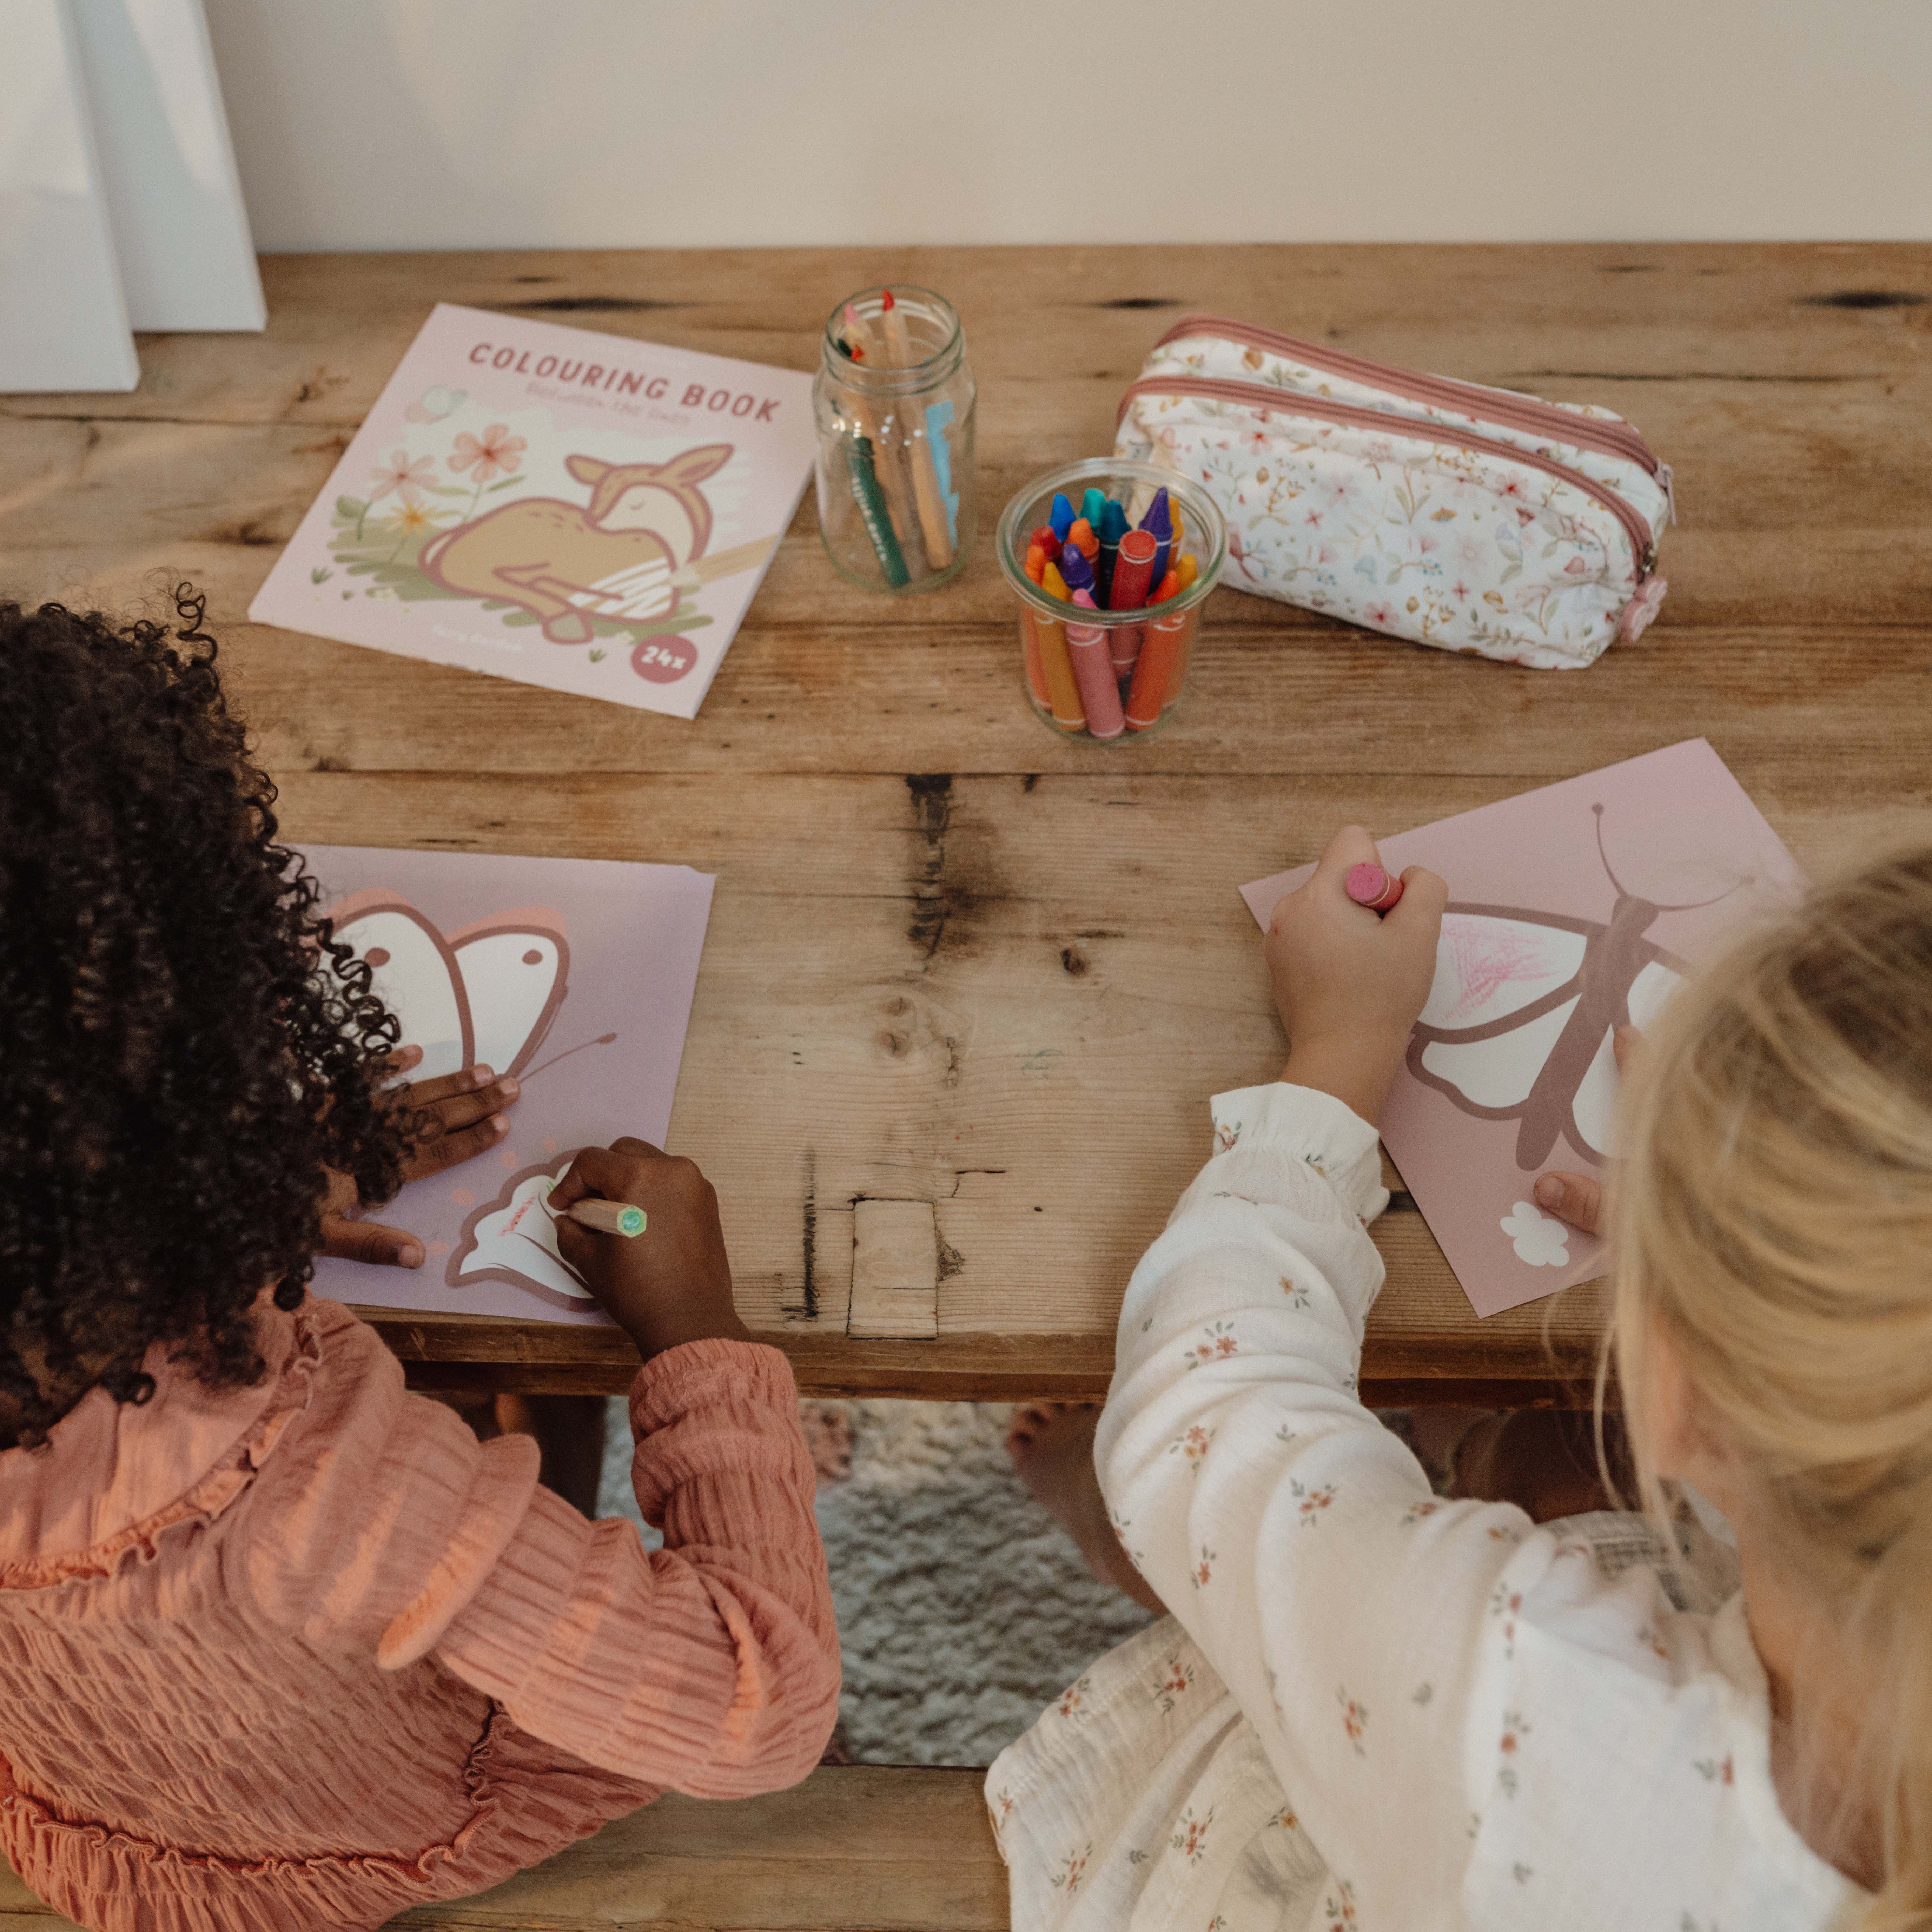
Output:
[250, 303, 817, 719]
[1240, 741, 1807, 1316]
[300, 843, 715, 1325]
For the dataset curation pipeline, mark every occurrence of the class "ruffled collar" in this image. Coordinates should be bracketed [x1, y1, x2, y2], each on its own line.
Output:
[0, 1296, 322, 1589]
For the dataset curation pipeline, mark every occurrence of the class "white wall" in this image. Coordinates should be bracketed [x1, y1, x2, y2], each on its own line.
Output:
[203, 0, 1932, 250]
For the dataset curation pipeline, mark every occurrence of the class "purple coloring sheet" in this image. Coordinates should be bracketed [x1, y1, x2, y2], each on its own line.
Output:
[1240, 740, 1806, 1316]
[302, 844, 714, 1324]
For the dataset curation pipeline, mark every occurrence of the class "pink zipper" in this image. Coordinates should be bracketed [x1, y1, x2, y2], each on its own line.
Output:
[1118, 372, 1658, 582]
[1153, 312, 1671, 512]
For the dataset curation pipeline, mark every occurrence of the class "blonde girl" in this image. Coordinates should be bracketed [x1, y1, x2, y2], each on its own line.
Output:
[992, 825, 1927, 1930]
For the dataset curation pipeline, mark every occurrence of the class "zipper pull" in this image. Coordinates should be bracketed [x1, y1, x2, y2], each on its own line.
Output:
[1656, 462, 1677, 526]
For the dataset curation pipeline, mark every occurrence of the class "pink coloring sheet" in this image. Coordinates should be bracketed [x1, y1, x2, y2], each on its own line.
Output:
[1240, 740, 1806, 1316]
[300, 844, 714, 1325]
[251, 304, 817, 719]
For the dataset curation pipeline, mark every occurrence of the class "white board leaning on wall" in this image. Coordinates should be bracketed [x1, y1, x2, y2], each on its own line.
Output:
[0, 0, 262, 393]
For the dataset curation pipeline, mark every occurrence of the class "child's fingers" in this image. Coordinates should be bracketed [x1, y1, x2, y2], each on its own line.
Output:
[1385, 865, 1449, 931]
[415, 1076, 520, 1137]
[406, 1110, 511, 1176]
[1532, 1170, 1606, 1235]
[549, 1143, 642, 1212]
[1309, 824, 1383, 895]
[317, 1211, 424, 1269]
[400, 1063, 502, 1108]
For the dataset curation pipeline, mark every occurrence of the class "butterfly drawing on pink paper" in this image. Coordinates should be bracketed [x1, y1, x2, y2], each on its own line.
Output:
[1407, 806, 1741, 1169]
[327, 889, 571, 1083]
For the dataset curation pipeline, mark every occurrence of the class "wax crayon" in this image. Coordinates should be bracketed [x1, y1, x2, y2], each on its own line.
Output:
[1058, 542, 1097, 600]
[1035, 561, 1085, 730]
[1024, 543, 1046, 583]
[1096, 499, 1128, 603]
[1151, 568, 1180, 604]
[1171, 503, 1185, 556]
[1346, 863, 1405, 912]
[1139, 487, 1173, 590]
[1176, 552, 1198, 591]
[1066, 590, 1125, 740]
[1125, 604, 1192, 732]
[1081, 485, 1107, 531]
[1021, 609, 1050, 706]
[1107, 528, 1157, 611]
[1050, 493, 1076, 542]
[1031, 522, 1059, 557]
[1066, 517, 1099, 562]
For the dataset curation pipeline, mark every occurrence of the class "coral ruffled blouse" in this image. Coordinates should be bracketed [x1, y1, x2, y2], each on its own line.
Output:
[0, 1298, 839, 1932]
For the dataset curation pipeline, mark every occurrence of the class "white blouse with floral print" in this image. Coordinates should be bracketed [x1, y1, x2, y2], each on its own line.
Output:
[986, 1082, 1865, 1932]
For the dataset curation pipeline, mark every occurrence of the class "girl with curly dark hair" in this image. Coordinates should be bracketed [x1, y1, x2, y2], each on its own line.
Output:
[0, 595, 838, 1932]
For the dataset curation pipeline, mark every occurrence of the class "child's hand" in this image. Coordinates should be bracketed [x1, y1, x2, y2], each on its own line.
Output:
[316, 1047, 521, 1268]
[1530, 1026, 1642, 1235]
[1265, 825, 1447, 1126]
[550, 1139, 752, 1361]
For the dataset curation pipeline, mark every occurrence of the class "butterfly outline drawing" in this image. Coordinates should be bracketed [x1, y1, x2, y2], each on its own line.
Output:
[326, 891, 614, 1307]
[327, 889, 571, 1085]
[1405, 806, 1745, 1172]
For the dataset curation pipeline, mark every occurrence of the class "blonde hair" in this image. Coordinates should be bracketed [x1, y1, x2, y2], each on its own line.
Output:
[1612, 846, 1932, 1925]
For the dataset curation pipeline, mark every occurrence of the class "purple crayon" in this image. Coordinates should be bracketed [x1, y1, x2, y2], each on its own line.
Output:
[1058, 541, 1097, 599]
[1139, 487, 1173, 592]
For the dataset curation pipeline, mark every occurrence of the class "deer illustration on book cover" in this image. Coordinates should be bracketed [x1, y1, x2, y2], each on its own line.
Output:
[1240, 741, 1808, 1316]
[302, 844, 715, 1323]
[251, 304, 818, 719]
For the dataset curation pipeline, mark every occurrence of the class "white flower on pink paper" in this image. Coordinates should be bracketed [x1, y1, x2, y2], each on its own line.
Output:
[449, 423, 526, 482]
[1618, 575, 1668, 642]
[367, 449, 434, 504]
[1501, 1200, 1570, 1267]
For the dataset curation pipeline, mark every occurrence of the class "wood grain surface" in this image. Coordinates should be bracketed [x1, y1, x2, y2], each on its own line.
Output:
[0, 1766, 1008, 1931]
[6, 244, 1927, 1403]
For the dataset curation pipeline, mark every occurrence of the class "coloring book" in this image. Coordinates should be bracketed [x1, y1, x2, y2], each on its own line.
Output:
[251, 304, 816, 718]
[301, 844, 714, 1324]
[1240, 741, 1807, 1316]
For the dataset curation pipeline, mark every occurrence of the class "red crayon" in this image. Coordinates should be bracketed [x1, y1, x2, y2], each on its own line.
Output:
[1030, 523, 1060, 558]
[1346, 862, 1405, 912]
[1067, 590, 1125, 740]
[1106, 528, 1158, 612]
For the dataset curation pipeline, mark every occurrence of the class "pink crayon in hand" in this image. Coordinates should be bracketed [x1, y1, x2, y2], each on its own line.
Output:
[1346, 862, 1404, 913]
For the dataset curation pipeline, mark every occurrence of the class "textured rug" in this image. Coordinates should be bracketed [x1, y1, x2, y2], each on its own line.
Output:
[596, 1395, 1154, 1767]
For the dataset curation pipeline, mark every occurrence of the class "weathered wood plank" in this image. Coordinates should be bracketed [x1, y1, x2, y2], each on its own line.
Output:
[0, 1767, 1009, 1932]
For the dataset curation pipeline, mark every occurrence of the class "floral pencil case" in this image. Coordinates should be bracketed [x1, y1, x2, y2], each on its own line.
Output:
[1114, 313, 1674, 669]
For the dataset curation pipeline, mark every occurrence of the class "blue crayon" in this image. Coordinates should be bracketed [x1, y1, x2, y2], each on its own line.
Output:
[1050, 493, 1076, 542]
[1139, 487, 1173, 591]
[1096, 499, 1129, 604]
[1080, 486, 1107, 532]
[1058, 541, 1096, 599]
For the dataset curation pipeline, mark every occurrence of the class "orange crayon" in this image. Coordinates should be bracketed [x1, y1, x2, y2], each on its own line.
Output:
[1021, 609, 1050, 706]
[1125, 603, 1198, 731]
[1034, 561, 1086, 730]
[1150, 568, 1180, 604]
[1066, 516, 1100, 562]
[1024, 543, 1047, 583]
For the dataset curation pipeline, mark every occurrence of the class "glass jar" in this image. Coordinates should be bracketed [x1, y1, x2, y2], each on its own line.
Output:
[996, 457, 1227, 742]
[813, 286, 975, 594]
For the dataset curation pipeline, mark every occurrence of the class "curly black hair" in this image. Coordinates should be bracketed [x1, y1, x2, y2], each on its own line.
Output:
[0, 589, 410, 1447]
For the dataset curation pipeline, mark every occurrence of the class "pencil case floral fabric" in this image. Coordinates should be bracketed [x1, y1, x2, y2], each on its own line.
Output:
[1114, 314, 1673, 669]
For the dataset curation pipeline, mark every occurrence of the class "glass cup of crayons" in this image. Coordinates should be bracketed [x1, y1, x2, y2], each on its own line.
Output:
[996, 458, 1226, 742]
[813, 285, 975, 594]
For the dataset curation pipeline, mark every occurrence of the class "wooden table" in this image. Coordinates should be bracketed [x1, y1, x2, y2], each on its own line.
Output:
[6, 245, 1928, 1406]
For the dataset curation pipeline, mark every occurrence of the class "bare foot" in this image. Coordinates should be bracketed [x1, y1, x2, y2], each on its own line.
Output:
[1006, 1404, 1166, 1614]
